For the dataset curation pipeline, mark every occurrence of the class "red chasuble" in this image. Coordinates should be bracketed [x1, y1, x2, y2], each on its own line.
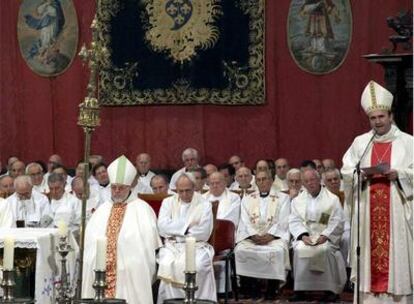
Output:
[369, 142, 392, 293]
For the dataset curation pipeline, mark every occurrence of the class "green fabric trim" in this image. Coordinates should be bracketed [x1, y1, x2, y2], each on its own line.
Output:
[115, 155, 127, 184]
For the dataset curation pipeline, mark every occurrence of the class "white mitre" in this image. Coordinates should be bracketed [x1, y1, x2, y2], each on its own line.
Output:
[107, 155, 137, 186]
[361, 80, 393, 115]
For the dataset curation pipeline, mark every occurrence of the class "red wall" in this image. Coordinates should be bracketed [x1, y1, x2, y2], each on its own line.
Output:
[0, 0, 411, 170]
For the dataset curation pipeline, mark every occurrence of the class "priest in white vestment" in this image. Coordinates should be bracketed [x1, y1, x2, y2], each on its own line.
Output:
[135, 153, 156, 189]
[0, 197, 13, 227]
[82, 155, 161, 304]
[48, 172, 80, 231]
[283, 168, 303, 199]
[289, 169, 346, 302]
[203, 171, 240, 293]
[169, 148, 201, 190]
[71, 176, 102, 223]
[341, 81, 413, 304]
[235, 170, 291, 300]
[157, 173, 216, 303]
[6, 175, 51, 227]
[26, 162, 49, 194]
[273, 158, 289, 192]
[230, 167, 257, 197]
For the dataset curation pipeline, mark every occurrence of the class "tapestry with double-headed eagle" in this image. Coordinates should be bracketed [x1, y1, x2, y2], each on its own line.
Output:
[97, 0, 265, 105]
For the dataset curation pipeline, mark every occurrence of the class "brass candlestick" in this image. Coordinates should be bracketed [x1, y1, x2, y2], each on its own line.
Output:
[183, 271, 198, 304]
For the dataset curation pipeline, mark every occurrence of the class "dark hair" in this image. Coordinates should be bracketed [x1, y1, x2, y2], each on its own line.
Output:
[300, 160, 317, 170]
[266, 159, 276, 178]
[218, 163, 235, 176]
[52, 164, 68, 174]
[91, 162, 107, 176]
[150, 174, 170, 186]
[34, 160, 47, 173]
[193, 167, 207, 179]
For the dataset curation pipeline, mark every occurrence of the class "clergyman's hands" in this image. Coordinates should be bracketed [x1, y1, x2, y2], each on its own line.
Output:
[315, 235, 328, 245]
[302, 235, 314, 246]
[251, 234, 276, 245]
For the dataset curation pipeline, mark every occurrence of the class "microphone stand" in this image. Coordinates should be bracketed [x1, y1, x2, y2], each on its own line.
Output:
[354, 131, 376, 304]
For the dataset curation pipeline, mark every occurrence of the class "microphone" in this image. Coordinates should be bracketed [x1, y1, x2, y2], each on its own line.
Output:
[355, 130, 377, 172]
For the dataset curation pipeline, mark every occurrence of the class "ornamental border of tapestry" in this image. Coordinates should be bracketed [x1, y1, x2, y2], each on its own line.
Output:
[96, 0, 266, 106]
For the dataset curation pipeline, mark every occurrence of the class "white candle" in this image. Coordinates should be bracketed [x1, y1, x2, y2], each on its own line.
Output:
[4, 237, 14, 270]
[95, 237, 107, 271]
[185, 236, 196, 272]
[57, 220, 68, 237]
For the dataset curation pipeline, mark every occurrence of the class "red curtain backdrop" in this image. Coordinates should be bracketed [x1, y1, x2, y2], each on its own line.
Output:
[0, 0, 411, 170]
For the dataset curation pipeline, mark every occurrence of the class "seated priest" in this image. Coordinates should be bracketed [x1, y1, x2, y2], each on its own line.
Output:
[285, 168, 303, 199]
[193, 167, 209, 193]
[6, 175, 51, 227]
[48, 172, 80, 232]
[135, 153, 156, 189]
[273, 158, 289, 192]
[235, 170, 291, 300]
[203, 171, 240, 227]
[157, 173, 216, 303]
[203, 171, 241, 294]
[82, 155, 161, 304]
[231, 167, 258, 196]
[0, 175, 15, 198]
[169, 147, 201, 190]
[71, 176, 102, 223]
[323, 168, 349, 261]
[150, 174, 173, 195]
[26, 162, 49, 194]
[289, 168, 346, 302]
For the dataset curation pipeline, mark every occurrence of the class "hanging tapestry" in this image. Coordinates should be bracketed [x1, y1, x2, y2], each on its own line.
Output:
[97, 0, 265, 105]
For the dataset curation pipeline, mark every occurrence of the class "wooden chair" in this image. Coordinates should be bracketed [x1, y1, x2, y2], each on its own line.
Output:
[209, 219, 238, 304]
[138, 193, 171, 216]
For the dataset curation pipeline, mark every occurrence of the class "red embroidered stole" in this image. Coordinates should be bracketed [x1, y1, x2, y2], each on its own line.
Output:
[105, 203, 127, 298]
[369, 142, 392, 293]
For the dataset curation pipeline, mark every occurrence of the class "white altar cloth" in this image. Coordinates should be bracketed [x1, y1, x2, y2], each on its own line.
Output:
[0, 228, 79, 304]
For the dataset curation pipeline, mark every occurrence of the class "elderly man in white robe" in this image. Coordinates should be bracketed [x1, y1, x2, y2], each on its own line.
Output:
[289, 168, 346, 302]
[6, 175, 51, 227]
[71, 176, 102, 223]
[48, 172, 81, 232]
[83, 155, 161, 304]
[157, 173, 216, 303]
[235, 170, 291, 300]
[203, 171, 240, 293]
[342, 81, 413, 304]
[230, 167, 257, 197]
[26, 162, 49, 194]
[169, 147, 201, 190]
[283, 168, 303, 199]
[136, 153, 156, 189]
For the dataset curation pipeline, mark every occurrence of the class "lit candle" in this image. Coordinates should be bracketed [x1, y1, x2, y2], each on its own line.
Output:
[95, 237, 107, 271]
[4, 236, 14, 270]
[185, 236, 196, 272]
[57, 220, 68, 237]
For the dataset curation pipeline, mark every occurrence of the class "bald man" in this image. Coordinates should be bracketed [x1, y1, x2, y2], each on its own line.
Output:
[289, 169, 346, 302]
[157, 174, 216, 303]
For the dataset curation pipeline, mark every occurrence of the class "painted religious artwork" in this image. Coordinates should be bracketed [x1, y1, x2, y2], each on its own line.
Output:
[97, 0, 265, 105]
[287, 0, 352, 74]
[17, 0, 79, 77]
